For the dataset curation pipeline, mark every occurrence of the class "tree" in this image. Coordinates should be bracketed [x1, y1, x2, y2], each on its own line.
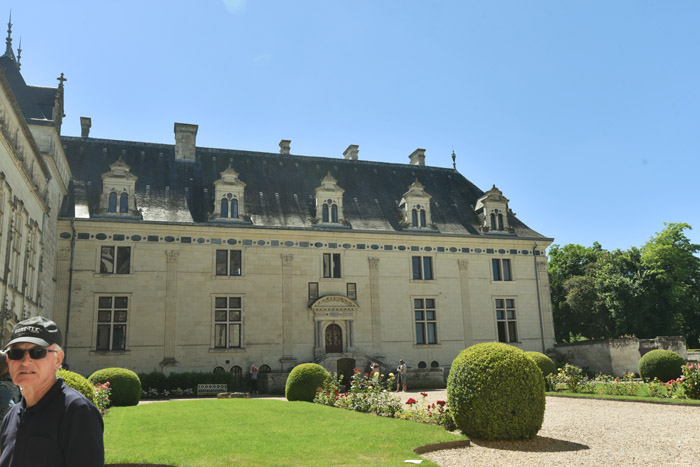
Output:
[547, 223, 700, 347]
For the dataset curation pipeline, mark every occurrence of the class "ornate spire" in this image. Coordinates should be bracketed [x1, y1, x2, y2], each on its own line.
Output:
[452, 148, 456, 169]
[4, 11, 16, 61]
[57, 72, 67, 88]
[16, 36, 21, 69]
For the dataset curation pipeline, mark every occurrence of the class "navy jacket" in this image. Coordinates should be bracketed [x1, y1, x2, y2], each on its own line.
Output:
[0, 378, 104, 467]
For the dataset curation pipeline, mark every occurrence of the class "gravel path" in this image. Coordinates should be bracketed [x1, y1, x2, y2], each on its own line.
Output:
[423, 396, 700, 466]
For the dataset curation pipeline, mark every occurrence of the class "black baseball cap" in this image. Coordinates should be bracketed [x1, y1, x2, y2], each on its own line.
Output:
[4, 316, 62, 350]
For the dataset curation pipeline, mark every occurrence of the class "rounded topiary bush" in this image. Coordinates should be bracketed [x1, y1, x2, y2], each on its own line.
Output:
[58, 369, 98, 406]
[285, 363, 330, 402]
[447, 343, 545, 440]
[89, 367, 142, 406]
[638, 349, 685, 382]
[525, 351, 556, 377]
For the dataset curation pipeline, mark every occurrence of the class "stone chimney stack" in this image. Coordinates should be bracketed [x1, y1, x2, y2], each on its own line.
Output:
[174, 123, 198, 161]
[279, 139, 291, 155]
[80, 117, 91, 138]
[343, 144, 359, 160]
[409, 148, 426, 166]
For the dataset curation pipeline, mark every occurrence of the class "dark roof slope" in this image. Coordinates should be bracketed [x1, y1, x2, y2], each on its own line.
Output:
[59, 135, 546, 238]
[0, 56, 57, 125]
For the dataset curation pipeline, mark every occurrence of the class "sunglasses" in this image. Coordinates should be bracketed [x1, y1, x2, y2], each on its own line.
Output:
[5, 348, 58, 360]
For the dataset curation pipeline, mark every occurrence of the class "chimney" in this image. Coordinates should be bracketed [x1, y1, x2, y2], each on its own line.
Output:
[80, 117, 91, 138]
[174, 123, 198, 161]
[343, 144, 359, 160]
[409, 148, 426, 166]
[279, 139, 291, 155]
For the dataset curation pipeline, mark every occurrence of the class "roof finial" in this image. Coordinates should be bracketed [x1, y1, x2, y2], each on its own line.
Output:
[451, 147, 456, 170]
[16, 36, 21, 69]
[57, 72, 67, 88]
[4, 11, 15, 60]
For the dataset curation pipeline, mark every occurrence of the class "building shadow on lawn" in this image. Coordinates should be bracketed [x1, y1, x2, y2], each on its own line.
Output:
[471, 436, 589, 453]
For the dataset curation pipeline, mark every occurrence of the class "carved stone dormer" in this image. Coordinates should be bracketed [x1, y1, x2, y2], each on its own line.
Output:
[399, 179, 432, 228]
[314, 172, 345, 224]
[211, 164, 246, 221]
[99, 157, 139, 217]
[475, 185, 511, 233]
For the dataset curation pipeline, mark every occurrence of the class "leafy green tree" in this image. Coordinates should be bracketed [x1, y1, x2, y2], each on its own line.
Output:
[547, 223, 700, 347]
[640, 223, 700, 347]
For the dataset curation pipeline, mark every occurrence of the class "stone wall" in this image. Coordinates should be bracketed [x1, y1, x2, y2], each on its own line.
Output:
[259, 372, 289, 395]
[406, 368, 446, 390]
[553, 336, 687, 376]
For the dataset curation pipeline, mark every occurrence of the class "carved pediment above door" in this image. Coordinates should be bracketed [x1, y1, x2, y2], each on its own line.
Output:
[310, 295, 358, 320]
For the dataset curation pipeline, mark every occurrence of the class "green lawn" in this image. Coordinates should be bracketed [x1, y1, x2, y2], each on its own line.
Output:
[104, 399, 463, 466]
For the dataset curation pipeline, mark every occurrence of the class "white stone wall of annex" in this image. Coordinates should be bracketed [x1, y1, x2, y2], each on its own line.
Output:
[0, 75, 60, 341]
[57, 219, 555, 377]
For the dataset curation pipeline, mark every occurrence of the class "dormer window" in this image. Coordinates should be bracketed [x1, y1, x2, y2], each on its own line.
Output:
[476, 185, 511, 233]
[400, 179, 432, 230]
[220, 194, 239, 219]
[412, 204, 427, 227]
[315, 173, 345, 225]
[322, 199, 338, 223]
[99, 157, 139, 218]
[211, 165, 246, 222]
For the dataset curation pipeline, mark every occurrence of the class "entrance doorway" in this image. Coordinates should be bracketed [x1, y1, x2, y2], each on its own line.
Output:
[337, 357, 355, 392]
[325, 324, 343, 353]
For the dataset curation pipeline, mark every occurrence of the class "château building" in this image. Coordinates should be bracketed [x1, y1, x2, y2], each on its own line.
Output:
[54, 122, 556, 384]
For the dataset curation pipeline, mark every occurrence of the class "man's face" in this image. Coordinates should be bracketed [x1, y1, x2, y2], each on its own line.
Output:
[6, 343, 64, 390]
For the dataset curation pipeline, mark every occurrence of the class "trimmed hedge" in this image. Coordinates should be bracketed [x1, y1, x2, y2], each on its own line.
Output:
[285, 363, 330, 402]
[138, 371, 235, 395]
[447, 343, 545, 440]
[89, 367, 141, 406]
[58, 369, 98, 406]
[638, 349, 685, 382]
[525, 351, 556, 377]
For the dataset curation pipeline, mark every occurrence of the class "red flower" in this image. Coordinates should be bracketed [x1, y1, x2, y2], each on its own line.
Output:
[436, 400, 446, 406]
[405, 398, 417, 405]
[421, 392, 428, 397]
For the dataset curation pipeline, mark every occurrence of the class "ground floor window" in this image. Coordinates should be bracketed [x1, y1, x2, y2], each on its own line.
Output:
[214, 296, 242, 348]
[414, 298, 437, 344]
[96, 295, 128, 350]
[496, 298, 518, 343]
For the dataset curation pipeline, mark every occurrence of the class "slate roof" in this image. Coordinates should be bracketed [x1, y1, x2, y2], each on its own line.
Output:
[59, 136, 548, 239]
[0, 56, 58, 125]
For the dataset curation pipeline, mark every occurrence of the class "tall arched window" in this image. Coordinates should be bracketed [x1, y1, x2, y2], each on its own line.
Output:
[331, 204, 338, 223]
[497, 214, 504, 231]
[108, 192, 117, 213]
[221, 198, 228, 218]
[119, 193, 129, 213]
[412, 209, 418, 227]
[322, 204, 329, 222]
[231, 365, 242, 388]
[230, 199, 239, 218]
[490, 213, 497, 230]
[419, 209, 426, 227]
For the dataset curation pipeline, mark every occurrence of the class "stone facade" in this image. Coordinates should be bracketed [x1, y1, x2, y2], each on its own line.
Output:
[0, 38, 70, 343]
[55, 187, 556, 376]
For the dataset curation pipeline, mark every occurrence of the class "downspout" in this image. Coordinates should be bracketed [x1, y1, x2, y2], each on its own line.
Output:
[533, 242, 546, 353]
[63, 220, 76, 364]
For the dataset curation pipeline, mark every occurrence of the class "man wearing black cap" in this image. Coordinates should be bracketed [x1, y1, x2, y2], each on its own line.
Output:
[0, 316, 104, 467]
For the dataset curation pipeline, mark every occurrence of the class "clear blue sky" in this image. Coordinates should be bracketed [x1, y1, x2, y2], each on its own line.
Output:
[7, 1, 700, 251]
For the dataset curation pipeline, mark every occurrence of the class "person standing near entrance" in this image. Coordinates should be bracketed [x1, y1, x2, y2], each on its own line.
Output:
[0, 316, 104, 467]
[396, 359, 407, 392]
[250, 365, 259, 394]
